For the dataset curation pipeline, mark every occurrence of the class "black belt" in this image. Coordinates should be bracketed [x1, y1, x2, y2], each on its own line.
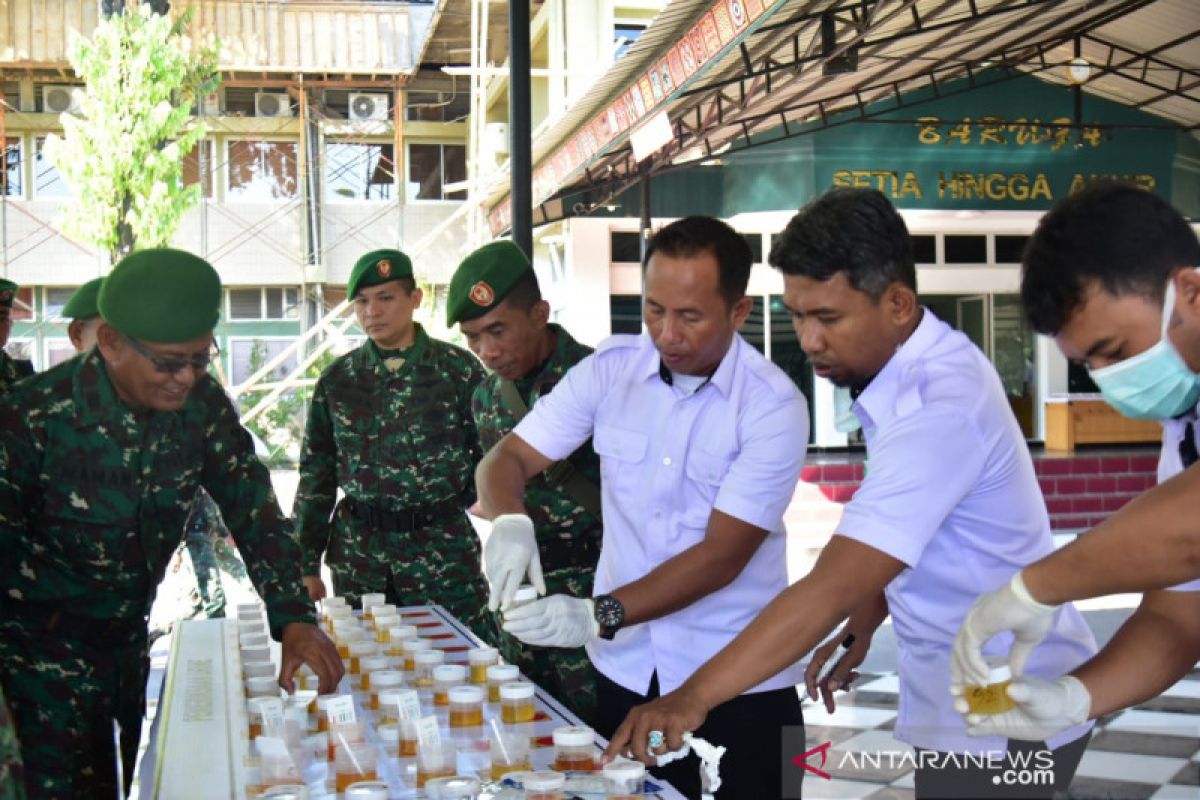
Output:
[340, 495, 463, 534]
[2, 598, 145, 650]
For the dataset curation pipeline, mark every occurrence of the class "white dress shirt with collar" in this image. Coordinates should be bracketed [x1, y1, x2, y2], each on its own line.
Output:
[513, 331, 809, 696]
[835, 310, 1098, 754]
[1161, 398, 1200, 591]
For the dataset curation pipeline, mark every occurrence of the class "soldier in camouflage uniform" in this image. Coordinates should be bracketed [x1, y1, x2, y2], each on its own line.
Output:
[0, 280, 35, 394]
[449, 241, 602, 725]
[0, 249, 342, 798]
[0, 686, 23, 800]
[295, 248, 492, 638]
[64, 280, 242, 623]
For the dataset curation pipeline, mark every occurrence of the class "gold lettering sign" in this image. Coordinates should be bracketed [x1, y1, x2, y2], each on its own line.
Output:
[831, 169, 1156, 204]
[915, 116, 1105, 151]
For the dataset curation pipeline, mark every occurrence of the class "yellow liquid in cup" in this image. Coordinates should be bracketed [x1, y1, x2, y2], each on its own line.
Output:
[501, 701, 535, 723]
[416, 764, 454, 788]
[336, 769, 376, 792]
[965, 680, 1015, 714]
[449, 708, 483, 728]
[490, 757, 532, 780]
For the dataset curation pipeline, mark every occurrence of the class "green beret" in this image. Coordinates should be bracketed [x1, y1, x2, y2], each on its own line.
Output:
[98, 248, 221, 343]
[0, 279, 17, 309]
[62, 277, 105, 320]
[348, 249, 413, 298]
[446, 240, 533, 326]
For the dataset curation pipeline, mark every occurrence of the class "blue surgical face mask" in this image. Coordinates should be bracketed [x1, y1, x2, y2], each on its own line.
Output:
[1087, 277, 1200, 420]
[834, 385, 862, 432]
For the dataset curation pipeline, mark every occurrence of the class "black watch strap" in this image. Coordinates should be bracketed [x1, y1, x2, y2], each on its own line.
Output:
[594, 594, 625, 640]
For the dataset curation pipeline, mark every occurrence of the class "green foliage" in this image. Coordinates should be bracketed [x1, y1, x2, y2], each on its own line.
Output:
[238, 339, 338, 467]
[44, 5, 219, 260]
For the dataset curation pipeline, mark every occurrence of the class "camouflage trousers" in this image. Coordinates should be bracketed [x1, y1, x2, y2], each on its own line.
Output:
[327, 508, 494, 645]
[0, 685, 24, 800]
[0, 618, 147, 799]
[185, 535, 252, 619]
[489, 566, 598, 727]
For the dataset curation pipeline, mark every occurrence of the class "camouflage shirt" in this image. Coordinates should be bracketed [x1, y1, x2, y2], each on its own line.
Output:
[0, 353, 33, 396]
[294, 324, 486, 575]
[471, 324, 602, 570]
[0, 684, 22, 800]
[0, 350, 314, 638]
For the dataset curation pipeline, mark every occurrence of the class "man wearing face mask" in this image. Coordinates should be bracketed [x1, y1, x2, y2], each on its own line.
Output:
[952, 182, 1200, 742]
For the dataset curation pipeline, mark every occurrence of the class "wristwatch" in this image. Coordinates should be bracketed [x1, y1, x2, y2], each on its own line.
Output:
[593, 594, 625, 640]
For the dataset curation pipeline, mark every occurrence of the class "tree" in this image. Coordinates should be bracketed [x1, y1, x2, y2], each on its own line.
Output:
[44, 4, 218, 260]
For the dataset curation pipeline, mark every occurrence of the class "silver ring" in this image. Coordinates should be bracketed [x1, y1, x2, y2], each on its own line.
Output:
[648, 730, 665, 750]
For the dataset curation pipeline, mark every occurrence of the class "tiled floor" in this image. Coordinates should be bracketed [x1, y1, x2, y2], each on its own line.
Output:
[796, 668, 1200, 800]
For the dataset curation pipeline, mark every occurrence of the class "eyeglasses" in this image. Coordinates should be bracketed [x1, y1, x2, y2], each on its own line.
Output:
[125, 336, 220, 375]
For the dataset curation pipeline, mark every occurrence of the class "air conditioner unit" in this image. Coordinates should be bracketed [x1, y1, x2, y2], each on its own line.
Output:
[485, 122, 509, 156]
[254, 91, 293, 118]
[42, 85, 85, 115]
[348, 92, 389, 121]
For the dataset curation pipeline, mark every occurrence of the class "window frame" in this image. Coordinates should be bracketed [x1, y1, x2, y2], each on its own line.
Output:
[225, 138, 301, 202]
[405, 141, 467, 203]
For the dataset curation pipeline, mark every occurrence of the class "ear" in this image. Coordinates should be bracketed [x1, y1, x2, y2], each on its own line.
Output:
[885, 283, 919, 326]
[410, 287, 424, 308]
[1175, 267, 1200, 322]
[530, 299, 551, 327]
[95, 323, 123, 362]
[730, 295, 754, 328]
[67, 320, 83, 351]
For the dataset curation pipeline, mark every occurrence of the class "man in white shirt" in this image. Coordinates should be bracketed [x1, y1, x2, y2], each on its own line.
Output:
[952, 183, 1200, 743]
[476, 216, 809, 798]
[603, 188, 1097, 799]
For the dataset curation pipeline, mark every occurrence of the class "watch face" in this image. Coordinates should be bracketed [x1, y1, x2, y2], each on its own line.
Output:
[596, 595, 624, 628]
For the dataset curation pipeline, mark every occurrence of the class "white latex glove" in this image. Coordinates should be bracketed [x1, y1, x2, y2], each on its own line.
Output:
[951, 571, 1058, 688]
[484, 513, 544, 611]
[501, 594, 598, 648]
[955, 675, 1092, 742]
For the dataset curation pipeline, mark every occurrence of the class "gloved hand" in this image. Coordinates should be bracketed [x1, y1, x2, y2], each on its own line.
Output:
[502, 594, 598, 648]
[951, 571, 1058, 688]
[954, 675, 1092, 741]
[484, 514, 544, 611]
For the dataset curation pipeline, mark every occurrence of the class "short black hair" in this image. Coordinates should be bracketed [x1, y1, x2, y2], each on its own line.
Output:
[500, 270, 542, 313]
[1021, 182, 1200, 335]
[768, 187, 916, 300]
[643, 216, 752, 308]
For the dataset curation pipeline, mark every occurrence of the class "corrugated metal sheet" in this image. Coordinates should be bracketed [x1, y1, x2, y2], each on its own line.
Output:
[488, 0, 1198, 218]
[0, 0, 421, 76]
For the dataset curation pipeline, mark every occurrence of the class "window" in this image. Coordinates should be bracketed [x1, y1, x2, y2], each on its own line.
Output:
[45, 339, 76, 368]
[35, 137, 70, 197]
[613, 24, 646, 59]
[912, 235, 937, 264]
[610, 294, 642, 335]
[407, 143, 466, 201]
[944, 235, 987, 264]
[740, 233, 763, 264]
[228, 288, 300, 320]
[405, 90, 471, 123]
[229, 338, 299, 385]
[610, 231, 642, 263]
[227, 140, 298, 200]
[181, 139, 215, 198]
[8, 288, 33, 321]
[2, 137, 20, 197]
[742, 296, 765, 353]
[326, 142, 396, 201]
[994, 235, 1030, 264]
[44, 287, 78, 318]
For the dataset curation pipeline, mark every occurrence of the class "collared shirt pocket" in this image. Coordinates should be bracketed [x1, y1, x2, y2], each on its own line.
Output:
[684, 445, 734, 487]
[592, 423, 648, 495]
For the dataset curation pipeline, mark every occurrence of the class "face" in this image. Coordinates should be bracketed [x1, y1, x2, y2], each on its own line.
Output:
[354, 281, 423, 350]
[460, 298, 551, 381]
[0, 307, 10, 349]
[643, 249, 751, 377]
[1055, 270, 1200, 373]
[781, 272, 918, 389]
[97, 324, 214, 412]
[69, 317, 103, 353]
